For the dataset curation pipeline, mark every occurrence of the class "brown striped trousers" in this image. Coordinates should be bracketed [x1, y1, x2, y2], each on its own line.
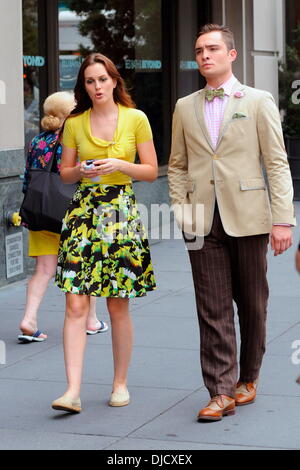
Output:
[187, 206, 269, 399]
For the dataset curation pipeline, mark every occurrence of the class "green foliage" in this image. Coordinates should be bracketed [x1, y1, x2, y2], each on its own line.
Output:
[279, 26, 300, 137]
[23, 0, 38, 55]
[62, 0, 161, 67]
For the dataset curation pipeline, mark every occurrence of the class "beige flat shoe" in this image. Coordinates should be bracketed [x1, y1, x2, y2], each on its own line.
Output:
[109, 388, 130, 407]
[51, 395, 81, 413]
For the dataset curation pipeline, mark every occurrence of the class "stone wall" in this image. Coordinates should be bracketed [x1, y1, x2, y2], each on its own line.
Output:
[0, 149, 35, 288]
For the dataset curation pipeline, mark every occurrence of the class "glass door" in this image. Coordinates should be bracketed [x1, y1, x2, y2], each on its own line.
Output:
[58, 0, 167, 164]
[23, 0, 44, 151]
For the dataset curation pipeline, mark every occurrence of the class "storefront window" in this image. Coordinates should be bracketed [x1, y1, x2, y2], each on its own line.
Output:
[58, 0, 165, 163]
[280, 0, 300, 137]
[177, 0, 202, 98]
[23, 0, 46, 151]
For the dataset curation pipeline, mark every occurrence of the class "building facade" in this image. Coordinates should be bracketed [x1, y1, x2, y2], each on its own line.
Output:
[0, 0, 298, 286]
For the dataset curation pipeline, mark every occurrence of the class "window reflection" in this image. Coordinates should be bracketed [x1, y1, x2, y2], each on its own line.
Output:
[280, 0, 300, 137]
[58, 0, 165, 163]
[177, 0, 201, 98]
[23, 0, 44, 151]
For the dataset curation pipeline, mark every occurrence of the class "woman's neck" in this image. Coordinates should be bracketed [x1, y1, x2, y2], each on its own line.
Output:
[91, 100, 118, 117]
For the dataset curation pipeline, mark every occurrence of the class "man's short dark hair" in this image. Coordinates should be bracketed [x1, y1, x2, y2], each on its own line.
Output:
[197, 24, 235, 50]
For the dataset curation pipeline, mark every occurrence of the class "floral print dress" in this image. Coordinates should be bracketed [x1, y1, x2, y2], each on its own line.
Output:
[23, 131, 61, 194]
[55, 183, 156, 298]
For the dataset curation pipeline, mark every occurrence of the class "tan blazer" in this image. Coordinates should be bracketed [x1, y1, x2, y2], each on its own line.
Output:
[168, 80, 296, 237]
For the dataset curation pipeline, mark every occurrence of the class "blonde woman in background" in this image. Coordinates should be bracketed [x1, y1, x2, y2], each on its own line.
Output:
[19, 92, 108, 343]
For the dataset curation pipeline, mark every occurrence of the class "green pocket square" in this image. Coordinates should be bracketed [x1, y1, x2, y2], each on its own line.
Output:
[232, 112, 247, 119]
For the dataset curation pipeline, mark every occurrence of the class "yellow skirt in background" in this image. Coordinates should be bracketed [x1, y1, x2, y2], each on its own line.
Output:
[28, 230, 61, 257]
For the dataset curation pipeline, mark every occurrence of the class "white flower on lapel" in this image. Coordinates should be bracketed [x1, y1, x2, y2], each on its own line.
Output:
[234, 91, 245, 98]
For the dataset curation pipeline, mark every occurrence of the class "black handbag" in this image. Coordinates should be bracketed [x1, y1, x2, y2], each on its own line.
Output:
[20, 140, 77, 234]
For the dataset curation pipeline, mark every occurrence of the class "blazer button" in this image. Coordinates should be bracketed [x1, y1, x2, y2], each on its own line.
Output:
[212, 154, 219, 160]
[210, 180, 214, 185]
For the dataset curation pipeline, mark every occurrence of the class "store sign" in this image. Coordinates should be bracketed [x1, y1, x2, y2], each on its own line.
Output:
[59, 55, 82, 90]
[125, 59, 162, 70]
[5, 232, 24, 279]
[180, 61, 198, 70]
[0, 79, 6, 104]
[23, 55, 45, 67]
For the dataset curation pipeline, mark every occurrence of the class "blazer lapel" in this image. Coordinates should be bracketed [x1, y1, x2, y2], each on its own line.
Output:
[215, 80, 246, 149]
[193, 91, 215, 152]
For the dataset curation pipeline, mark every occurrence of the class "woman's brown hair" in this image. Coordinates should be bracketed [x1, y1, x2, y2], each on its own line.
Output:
[71, 53, 135, 116]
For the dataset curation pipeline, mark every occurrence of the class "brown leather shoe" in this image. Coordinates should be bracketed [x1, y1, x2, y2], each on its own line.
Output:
[197, 395, 235, 422]
[235, 379, 258, 406]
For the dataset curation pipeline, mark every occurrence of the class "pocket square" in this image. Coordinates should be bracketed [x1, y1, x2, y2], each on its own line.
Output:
[232, 112, 247, 119]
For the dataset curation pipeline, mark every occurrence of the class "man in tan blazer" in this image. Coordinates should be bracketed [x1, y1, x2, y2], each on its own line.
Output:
[168, 24, 295, 422]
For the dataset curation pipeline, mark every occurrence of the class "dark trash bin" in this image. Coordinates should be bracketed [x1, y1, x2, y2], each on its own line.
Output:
[286, 137, 300, 200]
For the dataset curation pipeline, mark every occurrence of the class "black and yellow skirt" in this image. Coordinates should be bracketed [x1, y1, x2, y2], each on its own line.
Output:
[55, 184, 156, 298]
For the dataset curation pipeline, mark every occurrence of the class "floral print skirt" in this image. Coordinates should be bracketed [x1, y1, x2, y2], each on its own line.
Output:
[55, 184, 156, 298]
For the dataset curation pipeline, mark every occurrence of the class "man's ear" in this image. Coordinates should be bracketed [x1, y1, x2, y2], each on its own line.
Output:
[229, 49, 238, 63]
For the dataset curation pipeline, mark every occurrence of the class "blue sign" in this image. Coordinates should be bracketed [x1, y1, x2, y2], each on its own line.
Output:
[125, 59, 162, 70]
[23, 56, 45, 67]
[180, 61, 198, 70]
[59, 56, 83, 91]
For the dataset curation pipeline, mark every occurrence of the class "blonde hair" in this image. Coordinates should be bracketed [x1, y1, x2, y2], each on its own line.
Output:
[41, 91, 75, 131]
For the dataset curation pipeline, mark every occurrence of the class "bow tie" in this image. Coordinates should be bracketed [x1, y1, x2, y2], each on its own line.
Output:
[205, 88, 225, 101]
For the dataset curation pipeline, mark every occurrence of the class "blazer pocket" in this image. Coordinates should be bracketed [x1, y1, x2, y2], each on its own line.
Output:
[240, 177, 266, 191]
[230, 116, 250, 122]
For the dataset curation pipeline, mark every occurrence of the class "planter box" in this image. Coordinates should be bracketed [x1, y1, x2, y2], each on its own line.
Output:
[286, 137, 300, 200]
[289, 177, 300, 201]
[286, 136, 300, 158]
[288, 157, 300, 201]
[288, 156, 300, 174]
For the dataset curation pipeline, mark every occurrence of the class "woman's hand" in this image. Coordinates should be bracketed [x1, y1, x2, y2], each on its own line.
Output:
[79, 161, 100, 179]
[93, 158, 123, 175]
[91, 141, 158, 182]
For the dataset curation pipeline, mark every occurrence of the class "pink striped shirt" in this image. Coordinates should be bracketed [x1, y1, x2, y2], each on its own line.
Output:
[204, 75, 291, 227]
[204, 74, 237, 149]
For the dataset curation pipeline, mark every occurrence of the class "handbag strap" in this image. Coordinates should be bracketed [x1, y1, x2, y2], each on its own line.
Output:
[45, 137, 61, 173]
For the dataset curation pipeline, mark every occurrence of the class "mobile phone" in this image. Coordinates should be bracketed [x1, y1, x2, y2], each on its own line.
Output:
[85, 159, 100, 182]
[85, 159, 95, 168]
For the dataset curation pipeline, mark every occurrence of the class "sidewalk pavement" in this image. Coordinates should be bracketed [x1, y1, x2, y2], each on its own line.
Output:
[1, 204, 300, 451]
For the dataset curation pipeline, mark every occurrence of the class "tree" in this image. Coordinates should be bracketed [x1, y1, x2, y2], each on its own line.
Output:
[63, 0, 161, 68]
[62, 0, 164, 162]
[23, 0, 38, 56]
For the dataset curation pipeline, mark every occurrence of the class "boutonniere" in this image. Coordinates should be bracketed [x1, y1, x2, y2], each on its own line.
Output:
[232, 112, 247, 119]
[234, 91, 245, 98]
